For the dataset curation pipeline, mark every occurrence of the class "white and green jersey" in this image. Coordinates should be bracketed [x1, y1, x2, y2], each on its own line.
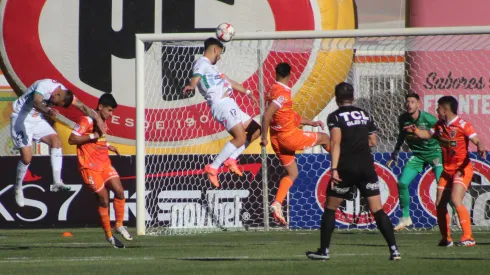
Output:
[12, 79, 66, 118]
[192, 56, 232, 106]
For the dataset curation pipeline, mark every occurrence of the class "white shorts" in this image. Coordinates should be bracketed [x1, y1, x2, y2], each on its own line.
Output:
[10, 113, 57, 149]
[211, 97, 251, 131]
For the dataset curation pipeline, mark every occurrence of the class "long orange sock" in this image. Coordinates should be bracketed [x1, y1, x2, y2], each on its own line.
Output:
[456, 205, 473, 239]
[98, 206, 112, 238]
[114, 198, 126, 228]
[275, 176, 293, 205]
[436, 207, 451, 240]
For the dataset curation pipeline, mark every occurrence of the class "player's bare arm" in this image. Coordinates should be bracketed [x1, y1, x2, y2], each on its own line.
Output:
[225, 76, 258, 105]
[300, 117, 325, 130]
[329, 127, 342, 189]
[183, 76, 201, 93]
[72, 98, 105, 134]
[404, 125, 433, 139]
[33, 93, 59, 119]
[470, 136, 486, 158]
[68, 131, 100, 146]
[260, 102, 280, 147]
[107, 144, 120, 156]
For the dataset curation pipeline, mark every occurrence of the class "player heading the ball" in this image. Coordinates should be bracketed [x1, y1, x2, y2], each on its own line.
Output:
[183, 37, 261, 188]
[10, 79, 105, 208]
[68, 93, 132, 249]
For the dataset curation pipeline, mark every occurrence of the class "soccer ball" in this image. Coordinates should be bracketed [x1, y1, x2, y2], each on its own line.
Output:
[216, 23, 235, 42]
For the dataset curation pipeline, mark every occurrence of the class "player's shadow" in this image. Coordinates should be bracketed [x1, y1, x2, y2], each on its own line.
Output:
[417, 257, 488, 261]
[177, 257, 304, 262]
[336, 243, 385, 247]
[0, 246, 30, 250]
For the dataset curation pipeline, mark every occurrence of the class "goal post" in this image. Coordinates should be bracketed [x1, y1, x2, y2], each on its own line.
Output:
[136, 26, 490, 236]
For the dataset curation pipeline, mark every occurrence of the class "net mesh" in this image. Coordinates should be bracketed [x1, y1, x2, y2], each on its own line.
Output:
[141, 34, 490, 235]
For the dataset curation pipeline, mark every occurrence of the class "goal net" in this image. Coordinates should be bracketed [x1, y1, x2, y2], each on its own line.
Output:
[135, 27, 490, 235]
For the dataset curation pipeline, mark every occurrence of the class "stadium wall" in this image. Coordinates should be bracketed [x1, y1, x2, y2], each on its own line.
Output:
[1, 153, 489, 229]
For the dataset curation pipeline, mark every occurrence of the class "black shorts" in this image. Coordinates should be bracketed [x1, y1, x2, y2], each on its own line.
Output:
[327, 165, 380, 200]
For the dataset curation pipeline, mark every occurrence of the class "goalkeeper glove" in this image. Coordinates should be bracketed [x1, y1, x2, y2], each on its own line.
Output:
[387, 150, 399, 167]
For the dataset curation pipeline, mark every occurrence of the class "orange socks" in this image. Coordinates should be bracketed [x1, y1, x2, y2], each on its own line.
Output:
[436, 207, 451, 240]
[114, 198, 126, 228]
[275, 176, 294, 205]
[98, 206, 112, 238]
[456, 205, 473, 239]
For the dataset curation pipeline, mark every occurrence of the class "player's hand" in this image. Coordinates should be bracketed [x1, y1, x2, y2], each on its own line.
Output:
[248, 93, 259, 106]
[330, 169, 342, 190]
[387, 150, 398, 167]
[311, 121, 325, 130]
[260, 137, 268, 147]
[477, 144, 486, 158]
[108, 145, 120, 156]
[183, 85, 194, 94]
[403, 124, 417, 133]
[47, 108, 59, 119]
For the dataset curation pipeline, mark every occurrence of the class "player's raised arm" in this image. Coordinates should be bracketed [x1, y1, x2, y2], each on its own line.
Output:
[72, 97, 106, 134]
[225, 76, 258, 105]
[260, 101, 280, 147]
[405, 124, 433, 139]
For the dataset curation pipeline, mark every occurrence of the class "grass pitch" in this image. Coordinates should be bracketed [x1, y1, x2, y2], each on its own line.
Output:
[0, 228, 489, 274]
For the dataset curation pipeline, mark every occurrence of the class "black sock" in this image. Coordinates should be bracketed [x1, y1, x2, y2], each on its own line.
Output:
[320, 208, 336, 251]
[374, 210, 397, 250]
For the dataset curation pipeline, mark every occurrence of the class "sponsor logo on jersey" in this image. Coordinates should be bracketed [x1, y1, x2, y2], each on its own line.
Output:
[365, 182, 380, 190]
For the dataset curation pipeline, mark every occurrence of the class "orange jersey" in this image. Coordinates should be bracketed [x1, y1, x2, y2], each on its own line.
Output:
[72, 116, 111, 171]
[430, 116, 477, 172]
[266, 82, 301, 132]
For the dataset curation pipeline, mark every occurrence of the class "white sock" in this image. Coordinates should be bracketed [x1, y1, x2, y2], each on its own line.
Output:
[51, 148, 63, 184]
[229, 141, 250, 160]
[211, 142, 238, 169]
[16, 161, 29, 189]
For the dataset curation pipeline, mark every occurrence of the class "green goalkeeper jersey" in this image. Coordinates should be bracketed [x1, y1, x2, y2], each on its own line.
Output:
[395, 111, 441, 156]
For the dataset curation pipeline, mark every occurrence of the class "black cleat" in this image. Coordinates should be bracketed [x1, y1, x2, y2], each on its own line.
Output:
[306, 248, 330, 260]
[106, 236, 125, 249]
[438, 239, 454, 247]
[390, 246, 401, 261]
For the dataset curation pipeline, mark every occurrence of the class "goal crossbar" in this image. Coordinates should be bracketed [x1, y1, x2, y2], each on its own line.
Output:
[135, 25, 490, 236]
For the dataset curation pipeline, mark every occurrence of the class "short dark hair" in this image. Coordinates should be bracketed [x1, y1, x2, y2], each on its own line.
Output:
[438, 96, 458, 114]
[204, 37, 224, 51]
[335, 82, 354, 103]
[406, 92, 420, 101]
[98, 93, 118, 109]
[275, 62, 291, 78]
[62, 90, 74, 108]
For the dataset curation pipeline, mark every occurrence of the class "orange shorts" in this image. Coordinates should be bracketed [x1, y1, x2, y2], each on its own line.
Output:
[438, 164, 473, 191]
[80, 166, 119, 193]
[270, 128, 318, 166]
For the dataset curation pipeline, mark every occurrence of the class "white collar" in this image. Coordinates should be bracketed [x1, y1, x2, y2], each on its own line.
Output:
[446, 116, 459, 127]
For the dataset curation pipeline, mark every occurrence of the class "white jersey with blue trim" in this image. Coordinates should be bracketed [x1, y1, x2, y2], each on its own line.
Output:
[12, 79, 67, 117]
[192, 56, 232, 106]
